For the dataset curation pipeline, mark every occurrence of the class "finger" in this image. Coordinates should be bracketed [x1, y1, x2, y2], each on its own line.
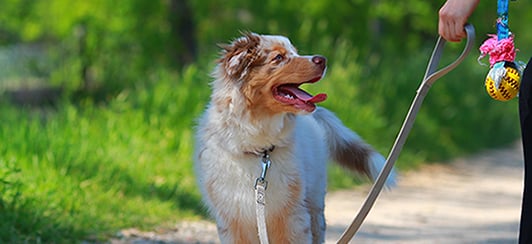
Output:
[445, 21, 460, 42]
[454, 21, 466, 39]
[447, 20, 464, 42]
[439, 20, 452, 41]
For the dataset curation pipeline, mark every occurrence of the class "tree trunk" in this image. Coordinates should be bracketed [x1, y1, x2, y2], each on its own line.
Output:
[169, 0, 197, 66]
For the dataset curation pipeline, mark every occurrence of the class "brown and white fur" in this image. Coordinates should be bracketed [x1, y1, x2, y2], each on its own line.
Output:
[194, 33, 395, 243]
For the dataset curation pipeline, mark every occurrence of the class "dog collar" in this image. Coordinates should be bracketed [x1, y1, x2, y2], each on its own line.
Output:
[244, 145, 275, 157]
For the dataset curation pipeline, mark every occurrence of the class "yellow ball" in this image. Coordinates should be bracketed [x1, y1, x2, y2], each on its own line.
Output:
[485, 61, 521, 101]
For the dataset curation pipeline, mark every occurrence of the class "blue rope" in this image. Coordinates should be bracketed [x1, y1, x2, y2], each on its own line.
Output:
[497, 0, 509, 40]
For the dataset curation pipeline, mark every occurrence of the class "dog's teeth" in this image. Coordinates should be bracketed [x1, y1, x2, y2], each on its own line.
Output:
[284, 94, 294, 99]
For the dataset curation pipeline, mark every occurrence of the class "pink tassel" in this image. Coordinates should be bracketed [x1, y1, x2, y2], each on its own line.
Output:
[479, 34, 516, 67]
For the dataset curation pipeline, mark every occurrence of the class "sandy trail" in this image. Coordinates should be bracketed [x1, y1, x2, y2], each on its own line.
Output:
[326, 142, 523, 243]
[113, 142, 524, 244]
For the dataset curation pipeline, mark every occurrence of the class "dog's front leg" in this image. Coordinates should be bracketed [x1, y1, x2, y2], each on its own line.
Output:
[265, 205, 313, 244]
[216, 217, 258, 244]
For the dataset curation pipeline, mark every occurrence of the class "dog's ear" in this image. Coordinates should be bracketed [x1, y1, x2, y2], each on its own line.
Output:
[218, 32, 262, 80]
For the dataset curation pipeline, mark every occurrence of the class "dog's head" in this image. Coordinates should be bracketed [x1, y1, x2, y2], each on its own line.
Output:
[213, 32, 327, 115]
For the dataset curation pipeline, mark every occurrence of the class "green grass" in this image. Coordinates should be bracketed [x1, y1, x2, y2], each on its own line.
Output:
[0, 65, 211, 242]
[0, 48, 521, 241]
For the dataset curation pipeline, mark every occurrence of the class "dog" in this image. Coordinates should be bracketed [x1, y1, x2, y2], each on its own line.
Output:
[194, 32, 395, 243]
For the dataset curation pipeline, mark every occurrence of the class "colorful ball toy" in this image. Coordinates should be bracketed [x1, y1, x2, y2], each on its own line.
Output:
[480, 0, 523, 101]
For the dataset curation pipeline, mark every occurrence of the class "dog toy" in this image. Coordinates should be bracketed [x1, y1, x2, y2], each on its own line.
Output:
[480, 0, 522, 101]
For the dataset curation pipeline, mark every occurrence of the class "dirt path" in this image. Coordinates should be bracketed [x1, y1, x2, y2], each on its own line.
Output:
[113, 142, 524, 244]
[326, 142, 523, 243]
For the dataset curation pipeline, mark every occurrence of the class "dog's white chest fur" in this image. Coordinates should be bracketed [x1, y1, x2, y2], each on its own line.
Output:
[195, 107, 328, 219]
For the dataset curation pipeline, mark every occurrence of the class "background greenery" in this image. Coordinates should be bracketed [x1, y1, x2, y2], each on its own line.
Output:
[1, 0, 531, 242]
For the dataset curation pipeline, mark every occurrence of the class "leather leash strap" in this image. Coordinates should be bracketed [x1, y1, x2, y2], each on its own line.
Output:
[337, 24, 476, 244]
[255, 151, 272, 244]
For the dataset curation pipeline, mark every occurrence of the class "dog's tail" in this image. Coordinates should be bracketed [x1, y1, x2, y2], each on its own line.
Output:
[312, 107, 396, 187]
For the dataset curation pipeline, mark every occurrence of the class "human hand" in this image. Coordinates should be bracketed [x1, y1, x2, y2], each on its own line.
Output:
[438, 0, 480, 42]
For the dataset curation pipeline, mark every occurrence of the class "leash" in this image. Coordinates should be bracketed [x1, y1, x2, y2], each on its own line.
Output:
[337, 24, 476, 244]
[255, 150, 272, 244]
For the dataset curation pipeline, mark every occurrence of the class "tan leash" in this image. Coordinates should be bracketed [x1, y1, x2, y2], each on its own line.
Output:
[337, 24, 476, 244]
[255, 150, 272, 244]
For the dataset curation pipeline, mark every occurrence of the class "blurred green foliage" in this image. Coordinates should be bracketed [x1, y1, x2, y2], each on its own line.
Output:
[0, 0, 531, 241]
[1, 0, 530, 90]
[0, 66, 209, 242]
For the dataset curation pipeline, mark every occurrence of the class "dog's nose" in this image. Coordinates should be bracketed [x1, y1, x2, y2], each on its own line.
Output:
[312, 55, 327, 66]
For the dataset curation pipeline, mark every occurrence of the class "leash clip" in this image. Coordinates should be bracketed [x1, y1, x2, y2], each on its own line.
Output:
[255, 151, 271, 190]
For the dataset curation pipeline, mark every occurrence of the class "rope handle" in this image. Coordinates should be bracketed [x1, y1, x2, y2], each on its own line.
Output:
[337, 24, 475, 244]
[497, 0, 509, 40]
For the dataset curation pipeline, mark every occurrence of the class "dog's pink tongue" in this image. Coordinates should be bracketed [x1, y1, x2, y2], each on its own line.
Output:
[307, 93, 327, 103]
[284, 86, 327, 103]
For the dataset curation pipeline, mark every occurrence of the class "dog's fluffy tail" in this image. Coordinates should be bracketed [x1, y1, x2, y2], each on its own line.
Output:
[312, 107, 396, 187]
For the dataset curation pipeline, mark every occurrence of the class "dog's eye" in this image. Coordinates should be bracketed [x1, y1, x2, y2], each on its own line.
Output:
[272, 54, 284, 62]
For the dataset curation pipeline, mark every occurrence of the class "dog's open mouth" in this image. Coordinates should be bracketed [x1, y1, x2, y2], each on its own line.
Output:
[272, 76, 327, 112]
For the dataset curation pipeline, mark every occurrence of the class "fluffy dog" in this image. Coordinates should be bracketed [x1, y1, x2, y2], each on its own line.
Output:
[194, 33, 395, 243]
